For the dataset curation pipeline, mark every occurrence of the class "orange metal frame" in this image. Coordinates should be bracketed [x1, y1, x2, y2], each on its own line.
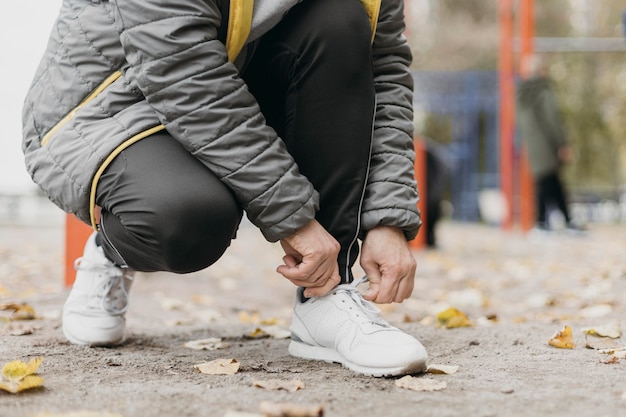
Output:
[499, 0, 535, 231]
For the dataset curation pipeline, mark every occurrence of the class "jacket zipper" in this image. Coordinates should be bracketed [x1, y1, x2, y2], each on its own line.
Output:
[40, 71, 123, 146]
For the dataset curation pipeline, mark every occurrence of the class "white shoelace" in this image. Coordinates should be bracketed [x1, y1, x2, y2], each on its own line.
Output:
[74, 257, 131, 315]
[331, 276, 389, 326]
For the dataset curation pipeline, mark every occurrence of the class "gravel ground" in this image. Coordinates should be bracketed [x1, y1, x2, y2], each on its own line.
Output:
[1, 208, 626, 417]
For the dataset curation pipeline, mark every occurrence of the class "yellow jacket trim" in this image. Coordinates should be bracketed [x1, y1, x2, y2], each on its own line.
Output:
[41, 71, 123, 146]
[226, 0, 254, 62]
[359, 0, 381, 42]
[89, 124, 166, 230]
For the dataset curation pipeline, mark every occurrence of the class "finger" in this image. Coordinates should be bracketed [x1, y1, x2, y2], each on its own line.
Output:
[363, 273, 381, 301]
[282, 255, 298, 268]
[304, 272, 340, 298]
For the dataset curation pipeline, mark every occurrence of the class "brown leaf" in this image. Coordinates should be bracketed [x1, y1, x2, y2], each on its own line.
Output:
[253, 379, 305, 393]
[184, 338, 230, 351]
[426, 364, 459, 375]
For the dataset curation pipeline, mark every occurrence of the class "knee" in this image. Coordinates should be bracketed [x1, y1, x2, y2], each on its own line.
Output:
[157, 196, 241, 274]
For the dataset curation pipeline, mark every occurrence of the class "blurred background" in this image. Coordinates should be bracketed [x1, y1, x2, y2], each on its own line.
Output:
[1, 0, 625, 231]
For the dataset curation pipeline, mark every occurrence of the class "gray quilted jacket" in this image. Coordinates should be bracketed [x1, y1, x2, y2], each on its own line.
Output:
[22, 0, 420, 242]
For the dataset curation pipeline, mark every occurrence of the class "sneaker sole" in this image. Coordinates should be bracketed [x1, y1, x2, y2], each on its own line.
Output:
[62, 326, 125, 347]
[288, 340, 427, 377]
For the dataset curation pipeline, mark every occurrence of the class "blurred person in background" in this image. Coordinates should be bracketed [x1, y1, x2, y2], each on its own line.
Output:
[516, 55, 584, 233]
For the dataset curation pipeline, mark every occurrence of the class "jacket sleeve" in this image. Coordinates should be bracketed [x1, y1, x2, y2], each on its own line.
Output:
[110, 0, 318, 242]
[362, 0, 421, 241]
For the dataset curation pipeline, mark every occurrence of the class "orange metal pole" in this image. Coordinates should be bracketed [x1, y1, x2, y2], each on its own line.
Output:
[498, 0, 515, 229]
[64, 214, 92, 287]
[518, 0, 536, 232]
[411, 138, 427, 249]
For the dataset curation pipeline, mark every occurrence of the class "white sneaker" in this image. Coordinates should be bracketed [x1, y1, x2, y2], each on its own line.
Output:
[289, 276, 428, 377]
[62, 232, 133, 346]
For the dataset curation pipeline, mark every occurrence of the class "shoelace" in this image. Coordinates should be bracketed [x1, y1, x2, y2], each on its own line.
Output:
[331, 276, 389, 326]
[74, 257, 131, 315]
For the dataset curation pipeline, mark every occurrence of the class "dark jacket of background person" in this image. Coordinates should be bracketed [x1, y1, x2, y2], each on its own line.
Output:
[516, 76, 569, 179]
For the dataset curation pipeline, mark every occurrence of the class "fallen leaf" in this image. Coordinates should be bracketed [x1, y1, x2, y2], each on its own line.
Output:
[0, 357, 44, 393]
[600, 356, 620, 364]
[0, 303, 37, 320]
[249, 326, 291, 340]
[581, 322, 622, 339]
[436, 307, 472, 328]
[259, 401, 324, 417]
[585, 335, 623, 350]
[426, 364, 459, 375]
[184, 338, 230, 351]
[194, 358, 240, 375]
[548, 325, 575, 349]
[395, 375, 447, 392]
[253, 379, 304, 393]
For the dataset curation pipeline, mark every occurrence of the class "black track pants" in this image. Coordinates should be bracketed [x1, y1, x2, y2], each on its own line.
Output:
[97, 0, 375, 281]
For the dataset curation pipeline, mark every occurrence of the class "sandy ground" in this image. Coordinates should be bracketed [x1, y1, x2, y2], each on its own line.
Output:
[1, 211, 626, 417]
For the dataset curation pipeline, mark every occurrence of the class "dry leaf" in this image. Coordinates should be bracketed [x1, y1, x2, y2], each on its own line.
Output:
[0, 303, 37, 320]
[585, 335, 623, 350]
[548, 325, 575, 349]
[395, 375, 447, 392]
[250, 326, 291, 340]
[253, 379, 305, 393]
[426, 364, 459, 375]
[0, 357, 44, 393]
[581, 322, 622, 339]
[436, 307, 472, 328]
[259, 401, 324, 417]
[194, 358, 240, 375]
[184, 338, 230, 351]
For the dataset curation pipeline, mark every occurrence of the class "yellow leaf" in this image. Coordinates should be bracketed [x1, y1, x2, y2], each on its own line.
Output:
[0, 358, 44, 393]
[548, 325, 575, 349]
[194, 358, 240, 375]
[0, 303, 37, 320]
[436, 307, 472, 328]
[2, 357, 43, 381]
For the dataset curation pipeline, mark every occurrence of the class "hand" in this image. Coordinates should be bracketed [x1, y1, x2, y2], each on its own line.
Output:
[558, 145, 573, 163]
[360, 226, 416, 303]
[277, 220, 341, 298]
